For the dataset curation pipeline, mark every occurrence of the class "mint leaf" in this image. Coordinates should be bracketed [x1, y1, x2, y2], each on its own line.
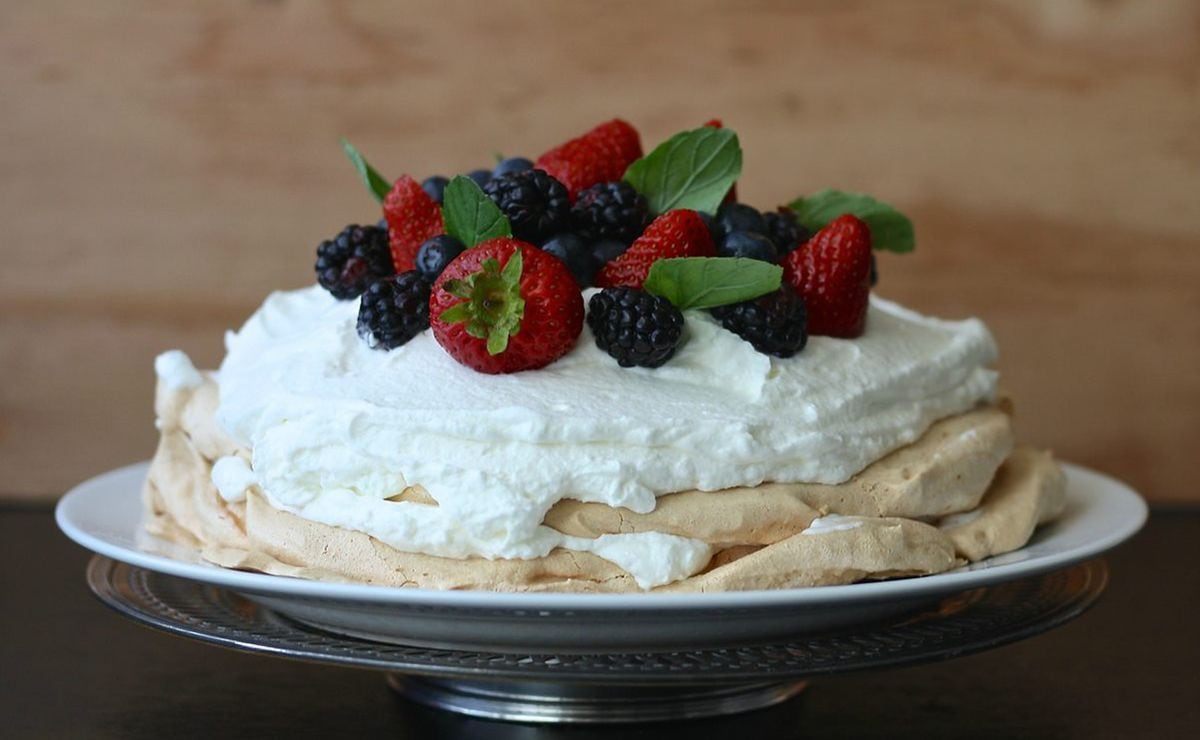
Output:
[340, 138, 391, 203]
[788, 189, 915, 254]
[644, 257, 781, 311]
[441, 176, 512, 247]
[623, 127, 742, 216]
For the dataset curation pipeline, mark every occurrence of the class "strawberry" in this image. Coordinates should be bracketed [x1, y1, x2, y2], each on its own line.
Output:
[382, 175, 444, 273]
[534, 119, 643, 201]
[703, 118, 737, 204]
[781, 214, 872, 338]
[430, 238, 584, 374]
[594, 209, 716, 289]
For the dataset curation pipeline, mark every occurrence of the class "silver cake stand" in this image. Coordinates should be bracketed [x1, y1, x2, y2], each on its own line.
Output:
[86, 556, 1107, 724]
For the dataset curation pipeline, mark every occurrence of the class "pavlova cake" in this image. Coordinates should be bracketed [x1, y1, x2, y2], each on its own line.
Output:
[145, 119, 1065, 592]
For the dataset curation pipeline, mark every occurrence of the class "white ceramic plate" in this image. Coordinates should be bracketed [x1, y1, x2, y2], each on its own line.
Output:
[57, 461, 1146, 651]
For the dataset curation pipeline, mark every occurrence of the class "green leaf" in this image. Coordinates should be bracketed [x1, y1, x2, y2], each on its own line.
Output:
[441, 176, 513, 247]
[623, 127, 742, 216]
[340, 138, 392, 203]
[788, 189, 915, 254]
[643, 257, 782, 311]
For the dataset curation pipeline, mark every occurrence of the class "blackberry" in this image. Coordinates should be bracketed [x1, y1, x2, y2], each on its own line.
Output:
[587, 288, 684, 368]
[870, 252, 879, 286]
[764, 208, 809, 254]
[709, 285, 808, 358]
[493, 156, 533, 177]
[483, 169, 571, 244]
[421, 175, 449, 204]
[356, 271, 431, 350]
[570, 181, 650, 244]
[315, 224, 395, 300]
[719, 231, 779, 262]
[542, 233, 599, 287]
[716, 203, 766, 237]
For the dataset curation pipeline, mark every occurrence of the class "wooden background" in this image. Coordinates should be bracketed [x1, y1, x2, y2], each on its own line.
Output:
[1, 0, 1197, 503]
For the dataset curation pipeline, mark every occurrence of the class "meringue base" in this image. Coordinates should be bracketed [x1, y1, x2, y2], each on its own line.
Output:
[144, 376, 1065, 592]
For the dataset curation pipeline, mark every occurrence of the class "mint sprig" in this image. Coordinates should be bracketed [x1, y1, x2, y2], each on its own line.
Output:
[643, 257, 781, 311]
[788, 190, 915, 254]
[623, 127, 742, 216]
[441, 176, 513, 247]
[340, 138, 392, 203]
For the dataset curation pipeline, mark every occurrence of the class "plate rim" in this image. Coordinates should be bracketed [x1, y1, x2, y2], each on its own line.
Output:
[56, 460, 1147, 611]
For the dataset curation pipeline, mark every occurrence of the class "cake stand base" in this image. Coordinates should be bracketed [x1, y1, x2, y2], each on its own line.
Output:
[386, 675, 807, 723]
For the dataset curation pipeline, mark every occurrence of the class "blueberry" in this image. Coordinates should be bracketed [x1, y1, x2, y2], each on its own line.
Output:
[376, 217, 388, 230]
[542, 234, 599, 287]
[591, 239, 628, 266]
[719, 231, 779, 263]
[698, 211, 724, 243]
[415, 235, 466, 281]
[421, 176, 449, 204]
[467, 169, 493, 188]
[493, 157, 534, 177]
[716, 203, 767, 237]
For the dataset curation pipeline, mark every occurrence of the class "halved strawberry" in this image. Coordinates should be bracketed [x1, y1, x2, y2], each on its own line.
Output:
[594, 210, 716, 289]
[430, 238, 584, 374]
[383, 175, 444, 272]
[534, 119, 643, 201]
[781, 214, 872, 338]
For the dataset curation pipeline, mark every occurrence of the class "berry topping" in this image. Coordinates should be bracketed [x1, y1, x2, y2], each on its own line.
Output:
[595, 209, 717, 289]
[315, 224, 395, 300]
[782, 214, 872, 338]
[493, 157, 533, 177]
[571, 181, 651, 245]
[466, 168, 493, 188]
[430, 238, 584, 374]
[709, 285, 808, 357]
[534, 119, 643, 200]
[415, 234, 466, 282]
[591, 238, 629, 266]
[763, 208, 808, 254]
[718, 231, 779, 262]
[483, 169, 571, 245]
[715, 202, 766, 237]
[383, 175, 445, 273]
[421, 175, 449, 204]
[356, 271, 431, 350]
[587, 288, 685, 368]
[541, 233, 600, 287]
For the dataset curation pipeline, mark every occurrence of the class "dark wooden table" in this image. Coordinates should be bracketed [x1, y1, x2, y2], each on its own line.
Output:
[3, 507, 1197, 739]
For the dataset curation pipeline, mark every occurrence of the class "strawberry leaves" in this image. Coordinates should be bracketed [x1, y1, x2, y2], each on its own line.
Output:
[623, 127, 742, 216]
[438, 250, 525, 355]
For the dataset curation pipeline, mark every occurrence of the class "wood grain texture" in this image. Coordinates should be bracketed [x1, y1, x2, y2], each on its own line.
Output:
[1, 0, 1197, 501]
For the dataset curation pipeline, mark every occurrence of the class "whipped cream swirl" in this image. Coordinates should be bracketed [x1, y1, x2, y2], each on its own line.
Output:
[204, 285, 998, 588]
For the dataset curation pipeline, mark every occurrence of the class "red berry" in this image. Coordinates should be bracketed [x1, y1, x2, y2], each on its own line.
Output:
[594, 210, 716, 289]
[430, 238, 584, 374]
[383, 175, 444, 273]
[703, 118, 737, 205]
[534, 119, 643, 201]
[781, 214, 872, 338]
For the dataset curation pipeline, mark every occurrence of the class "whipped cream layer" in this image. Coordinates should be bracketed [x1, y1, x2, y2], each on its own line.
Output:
[203, 285, 998, 588]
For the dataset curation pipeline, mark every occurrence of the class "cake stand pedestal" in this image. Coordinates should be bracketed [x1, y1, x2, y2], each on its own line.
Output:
[86, 556, 1106, 725]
